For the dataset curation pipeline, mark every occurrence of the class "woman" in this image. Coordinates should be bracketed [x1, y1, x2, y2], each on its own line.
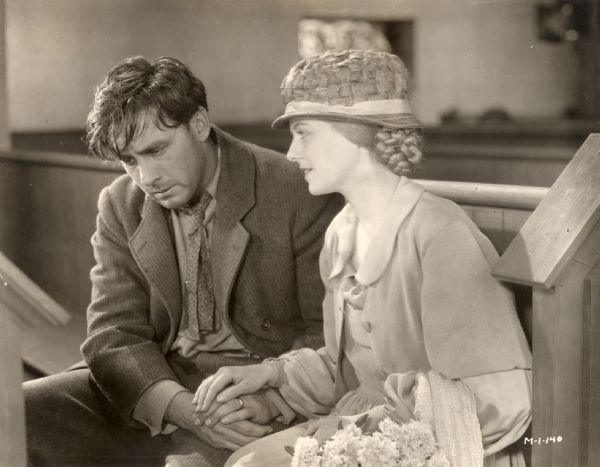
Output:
[193, 50, 532, 466]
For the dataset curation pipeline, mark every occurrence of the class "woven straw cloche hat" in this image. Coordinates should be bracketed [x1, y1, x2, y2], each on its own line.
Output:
[272, 49, 421, 130]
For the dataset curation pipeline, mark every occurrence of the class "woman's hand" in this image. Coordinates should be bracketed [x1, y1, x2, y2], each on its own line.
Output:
[306, 409, 383, 445]
[198, 392, 280, 427]
[306, 415, 345, 445]
[192, 363, 279, 413]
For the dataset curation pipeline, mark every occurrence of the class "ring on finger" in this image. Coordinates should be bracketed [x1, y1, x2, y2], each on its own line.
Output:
[237, 398, 244, 409]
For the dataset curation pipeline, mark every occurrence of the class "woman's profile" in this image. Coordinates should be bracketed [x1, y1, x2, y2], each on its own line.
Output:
[193, 49, 532, 467]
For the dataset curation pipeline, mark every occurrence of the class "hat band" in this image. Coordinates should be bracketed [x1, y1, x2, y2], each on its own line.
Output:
[284, 99, 414, 117]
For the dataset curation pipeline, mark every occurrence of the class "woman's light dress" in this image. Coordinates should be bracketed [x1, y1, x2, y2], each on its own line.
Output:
[227, 177, 532, 467]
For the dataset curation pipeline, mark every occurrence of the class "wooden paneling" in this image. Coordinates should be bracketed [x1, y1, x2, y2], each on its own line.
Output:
[417, 151, 569, 187]
[0, 0, 8, 152]
[529, 250, 600, 467]
[456, 205, 533, 255]
[0, 153, 119, 374]
[584, 262, 600, 466]
[0, 246, 69, 467]
[0, 306, 26, 467]
[0, 250, 69, 328]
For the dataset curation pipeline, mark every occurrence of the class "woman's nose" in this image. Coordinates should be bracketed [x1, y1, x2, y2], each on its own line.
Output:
[286, 139, 302, 163]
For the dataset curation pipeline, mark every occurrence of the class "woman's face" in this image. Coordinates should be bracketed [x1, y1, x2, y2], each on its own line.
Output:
[287, 118, 363, 195]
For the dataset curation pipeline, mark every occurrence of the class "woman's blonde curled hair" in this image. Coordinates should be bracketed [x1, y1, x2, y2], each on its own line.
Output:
[373, 128, 423, 176]
[331, 121, 423, 177]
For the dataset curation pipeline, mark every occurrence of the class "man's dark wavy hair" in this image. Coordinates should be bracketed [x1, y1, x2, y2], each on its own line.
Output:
[86, 56, 208, 160]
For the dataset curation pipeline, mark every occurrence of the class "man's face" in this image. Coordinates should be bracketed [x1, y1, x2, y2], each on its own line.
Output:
[118, 110, 214, 210]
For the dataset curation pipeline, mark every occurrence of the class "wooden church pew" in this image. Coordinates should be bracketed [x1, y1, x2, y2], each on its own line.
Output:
[494, 134, 600, 467]
[0, 250, 70, 466]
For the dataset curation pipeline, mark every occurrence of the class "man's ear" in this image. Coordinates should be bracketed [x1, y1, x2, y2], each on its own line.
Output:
[190, 107, 211, 142]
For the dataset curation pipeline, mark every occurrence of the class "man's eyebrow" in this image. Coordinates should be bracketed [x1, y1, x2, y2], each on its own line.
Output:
[138, 142, 165, 154]
[124, 140, 167, 157]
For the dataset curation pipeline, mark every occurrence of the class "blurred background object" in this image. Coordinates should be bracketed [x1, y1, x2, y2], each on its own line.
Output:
[538, 0, 600, 119]
[297, 18, 392, 58]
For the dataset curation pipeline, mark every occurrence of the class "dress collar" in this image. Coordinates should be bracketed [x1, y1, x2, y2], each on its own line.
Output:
[328, 177, 424, 286]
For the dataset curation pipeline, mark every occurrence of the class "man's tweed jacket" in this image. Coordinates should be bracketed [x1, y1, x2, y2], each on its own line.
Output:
[80, 127, 343, 423]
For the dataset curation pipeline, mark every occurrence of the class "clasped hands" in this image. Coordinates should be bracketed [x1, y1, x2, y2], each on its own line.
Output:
[191, 363, 381, 447]
[183, 363, 280, 450]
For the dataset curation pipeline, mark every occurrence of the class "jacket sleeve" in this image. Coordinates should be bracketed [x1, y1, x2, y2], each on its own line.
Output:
[81, 187, 179, 424]
[290, 192, 343, 350]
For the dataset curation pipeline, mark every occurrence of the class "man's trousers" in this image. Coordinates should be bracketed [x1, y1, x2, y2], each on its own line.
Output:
[24, 352, 260, 466]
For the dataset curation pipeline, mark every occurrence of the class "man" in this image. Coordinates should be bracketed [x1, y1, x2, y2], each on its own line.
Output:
[24, 56, 342, 466]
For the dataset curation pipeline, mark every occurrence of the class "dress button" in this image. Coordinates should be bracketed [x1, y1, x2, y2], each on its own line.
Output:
[260, 319, 271, 331]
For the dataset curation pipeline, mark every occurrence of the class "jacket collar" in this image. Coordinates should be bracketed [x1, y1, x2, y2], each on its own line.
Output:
[211, 126, 256, 227]
[209, 127, 255, 315]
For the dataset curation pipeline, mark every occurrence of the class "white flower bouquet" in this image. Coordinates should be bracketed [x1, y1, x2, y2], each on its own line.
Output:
[288, 417, 450, 467]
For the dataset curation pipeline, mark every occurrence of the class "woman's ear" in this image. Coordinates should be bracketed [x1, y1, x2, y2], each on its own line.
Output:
[190, 107, 211, 141]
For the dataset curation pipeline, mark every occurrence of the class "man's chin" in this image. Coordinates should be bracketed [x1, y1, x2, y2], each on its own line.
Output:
[152, 195, 184, 210]
[147, 189, 188, 210]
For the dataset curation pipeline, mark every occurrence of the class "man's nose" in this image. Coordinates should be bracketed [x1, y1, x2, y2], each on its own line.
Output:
[138, 160, 161, 187]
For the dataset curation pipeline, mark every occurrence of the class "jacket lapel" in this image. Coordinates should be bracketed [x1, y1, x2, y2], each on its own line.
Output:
[210, 128, 256, 316]
[129, 197, 182, 330]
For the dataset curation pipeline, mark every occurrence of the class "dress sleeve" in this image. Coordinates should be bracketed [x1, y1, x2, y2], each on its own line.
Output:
[420, 219, 531, 379]
[462, 369, 532, 454]
[419, 218, 532, 454]
[274, 244, 340, 419]
[383, 370, 528, 466]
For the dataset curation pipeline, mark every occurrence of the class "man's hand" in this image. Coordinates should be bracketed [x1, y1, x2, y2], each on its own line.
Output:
[165, 391, 273, 450]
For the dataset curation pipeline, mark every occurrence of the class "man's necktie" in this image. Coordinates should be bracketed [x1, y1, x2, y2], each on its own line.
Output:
[182, 193, 215, 338]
